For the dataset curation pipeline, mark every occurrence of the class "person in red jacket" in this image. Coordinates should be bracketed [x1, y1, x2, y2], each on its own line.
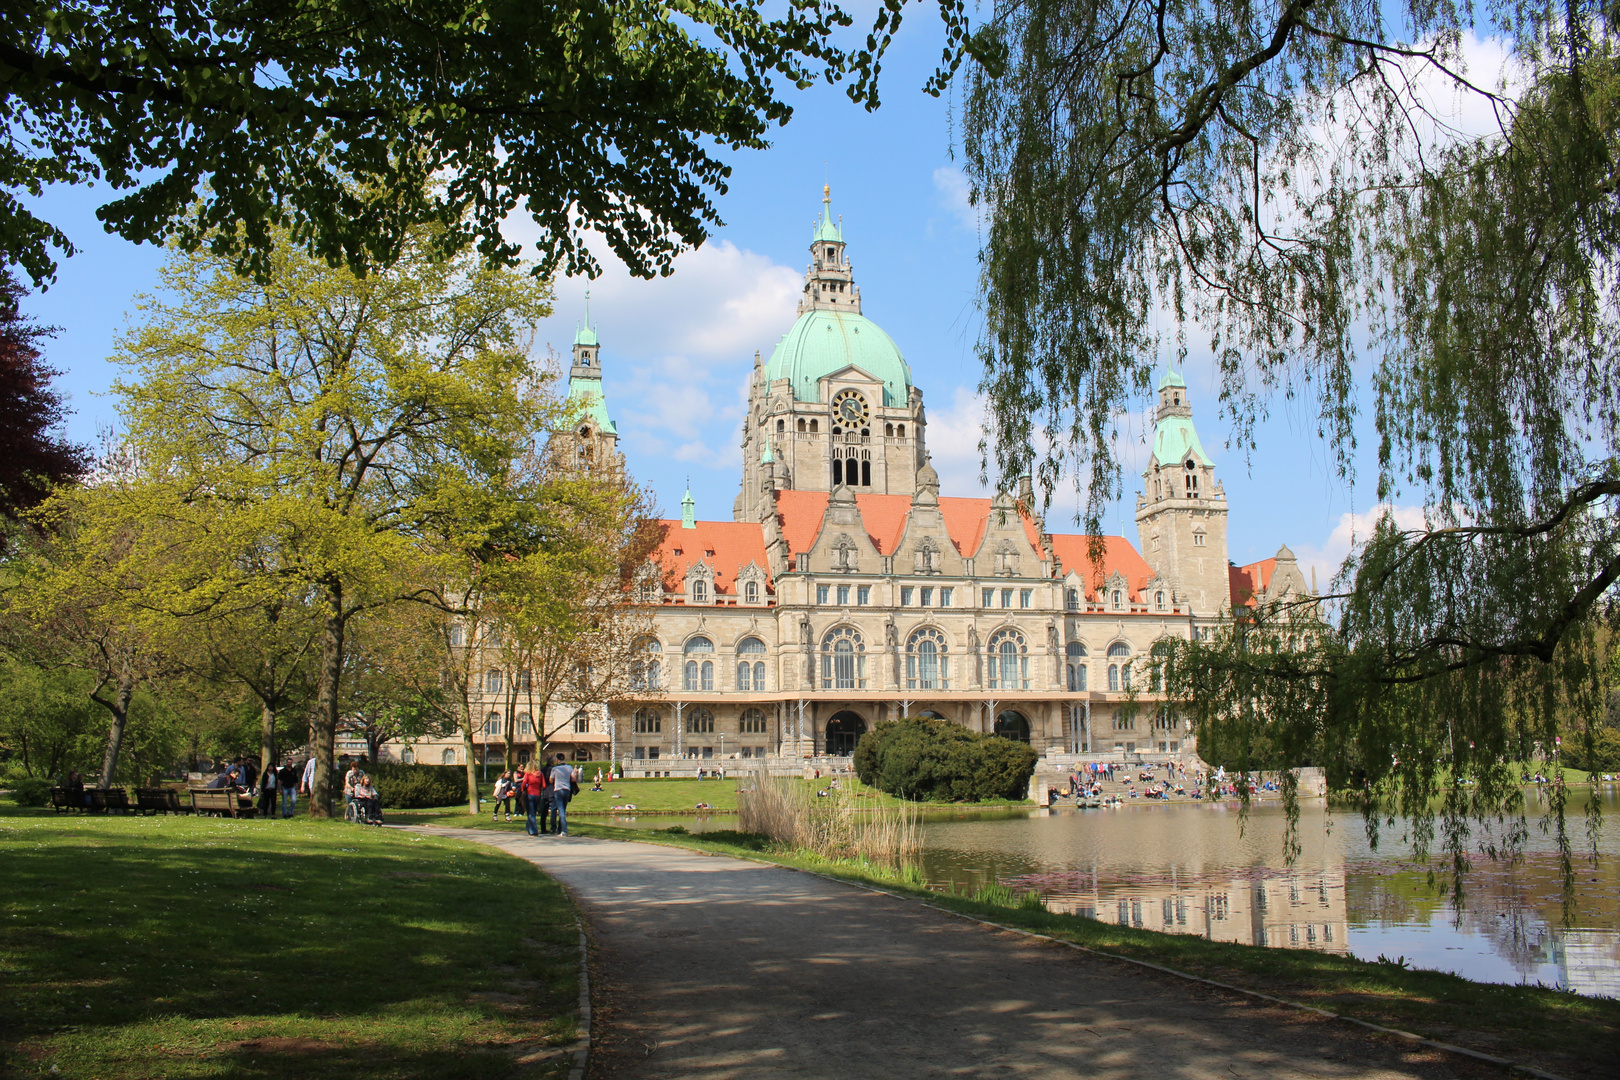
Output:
[521, 764, 546, 836]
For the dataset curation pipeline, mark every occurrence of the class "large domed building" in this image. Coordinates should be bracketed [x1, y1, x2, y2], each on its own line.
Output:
[414, 190, 1311, 772]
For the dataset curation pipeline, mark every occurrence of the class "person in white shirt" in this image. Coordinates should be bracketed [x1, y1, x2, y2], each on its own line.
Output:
[548, 756, 576, 836]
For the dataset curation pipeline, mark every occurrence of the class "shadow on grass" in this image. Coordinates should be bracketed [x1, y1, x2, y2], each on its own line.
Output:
[0, 812, 579, 1079]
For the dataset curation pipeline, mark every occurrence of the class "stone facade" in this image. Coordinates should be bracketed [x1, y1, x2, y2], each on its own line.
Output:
[395, 192, 1310, 772]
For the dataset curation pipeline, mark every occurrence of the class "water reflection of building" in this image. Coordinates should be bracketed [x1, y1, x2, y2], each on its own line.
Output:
[1554, 930, 1620, 997]
[1019, 868, 1349, 953]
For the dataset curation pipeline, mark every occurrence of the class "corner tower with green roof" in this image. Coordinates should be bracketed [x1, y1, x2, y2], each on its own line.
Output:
[1135, 369, 1229, 619]
[563, 301, 623, 474]
[735, 187, 928, 520]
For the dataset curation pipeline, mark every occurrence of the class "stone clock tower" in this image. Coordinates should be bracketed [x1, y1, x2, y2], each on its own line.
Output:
[1134, 370, 1230, 619]
[734, 188, 928, 520]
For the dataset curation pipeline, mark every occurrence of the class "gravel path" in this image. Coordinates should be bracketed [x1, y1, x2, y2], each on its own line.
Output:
[414, 828, 1497, 1080]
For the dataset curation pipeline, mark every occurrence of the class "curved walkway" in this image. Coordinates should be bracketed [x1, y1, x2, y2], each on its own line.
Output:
[416, 829, 1497, 1080]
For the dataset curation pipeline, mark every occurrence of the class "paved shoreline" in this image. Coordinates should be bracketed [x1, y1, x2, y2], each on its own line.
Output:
[411, 828, 1501, 1080]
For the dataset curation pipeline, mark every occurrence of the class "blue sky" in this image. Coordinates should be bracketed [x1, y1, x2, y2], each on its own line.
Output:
[18, 13, 1472, 587]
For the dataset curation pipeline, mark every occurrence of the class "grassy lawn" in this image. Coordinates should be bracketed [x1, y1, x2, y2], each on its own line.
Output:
[388, 776, 1028, 825]
[0, 808, 581, 1080]
[550, 819, 1620, 1080]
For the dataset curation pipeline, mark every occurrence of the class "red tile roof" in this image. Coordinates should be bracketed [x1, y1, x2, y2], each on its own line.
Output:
[649, 519, 770, 599]
[1229, 557, 1277, 608]
[1047, 534, 1158, 601]
[774, 491, 1043, 558]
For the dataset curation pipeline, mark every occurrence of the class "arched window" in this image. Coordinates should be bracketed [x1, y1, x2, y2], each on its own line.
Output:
[1155, 591, 1166, 611]
[809, 419, 818, 433]
[987, 629, 1028, 690]
[485, 712, 502, 737]
[1108, 664, 1120, 692]
[692, 579, 708, 604]
[744, 580, 760, 604]
[1106, 643, 1132, 692]
[634, 708, 661, 734]
[797, 417, 807, 433]
[441, 748, 456, 765]
[832, 458, 843, 485]
[1111, 589, 1123, 608]
[684, 637, 714, 692]
[740, 708, 768, 734]
[401, 748, 416, 765]
[518, 713, 532, 736]
[1065, 587, 1080, 611]
[486, 669, 503, 694]
[777, 418, 785, 433]
[1107, 642, 1130, 658]
[861, 459, 871, 486]
[820, 626, 867, 690]
[897, 424, 906, 437]
[1066, 641, 1088, 692]
[905, 627, 950, 690]
[686, 707, 715, 734]
[736, 638, 766, 692]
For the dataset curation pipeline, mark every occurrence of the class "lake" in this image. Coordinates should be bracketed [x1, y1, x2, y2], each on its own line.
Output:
[611, 786, 1620, 996]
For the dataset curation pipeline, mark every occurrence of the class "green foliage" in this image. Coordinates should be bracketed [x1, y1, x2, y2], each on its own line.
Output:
[854, 717, 1037, 802]
[8, 776, 51, 806]
[0, 0, 913, 287]
[955, 4, 1620, 893]
[1565, 727, 1620, 773]
[367, 763, 468, 810]
[0, 660, 103, 777]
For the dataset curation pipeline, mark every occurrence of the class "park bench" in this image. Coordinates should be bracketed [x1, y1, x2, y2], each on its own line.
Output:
[134, 787, 186, 815]
[49, 787, 85, 813]
[189, 787, 257, 818]
[86, 788, 133, 814]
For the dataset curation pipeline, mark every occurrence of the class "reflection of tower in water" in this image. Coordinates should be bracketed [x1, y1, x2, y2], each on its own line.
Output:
[1006, 865, 1349, 953]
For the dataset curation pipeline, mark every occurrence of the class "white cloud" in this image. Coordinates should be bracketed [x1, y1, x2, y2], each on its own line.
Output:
[924, 387, 993, 495]
[1292, 502, 1430, 591]
[933, 166, 978, 233]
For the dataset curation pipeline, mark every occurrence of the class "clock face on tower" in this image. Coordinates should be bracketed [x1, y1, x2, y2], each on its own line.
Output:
[832, 389, 869, 427]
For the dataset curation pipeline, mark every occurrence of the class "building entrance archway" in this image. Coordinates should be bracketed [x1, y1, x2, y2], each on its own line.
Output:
[994, 710, 1031, 743]
[825, 711, 867, 756]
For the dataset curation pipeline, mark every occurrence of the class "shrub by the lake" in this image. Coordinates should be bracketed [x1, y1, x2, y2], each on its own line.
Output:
[368, 763, 467, 808]
[854, 717, 1037, 802]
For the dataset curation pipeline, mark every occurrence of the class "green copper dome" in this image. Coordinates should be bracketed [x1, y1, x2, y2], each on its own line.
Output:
[765, 309, 912, 407]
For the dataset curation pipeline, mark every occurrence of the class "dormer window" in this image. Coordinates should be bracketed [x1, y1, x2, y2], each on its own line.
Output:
[1112, 589, 1123, 608]
[745, 581, 760, 604]
[1155, 591, 1166, 611]
[692, 580, 708, 604]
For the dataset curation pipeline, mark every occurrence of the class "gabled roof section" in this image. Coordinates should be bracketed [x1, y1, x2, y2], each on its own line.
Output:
[1230, 557, 1278, 608]
[774, 491, 1045, 560]
[649, 520, 770, 600]
[1048, 535, 1157, 602]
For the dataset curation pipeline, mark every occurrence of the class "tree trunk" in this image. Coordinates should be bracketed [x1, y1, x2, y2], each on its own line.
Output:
[260, 699, 277, 784]
[461, 700, 479, 815]
[96, 662, 136, 790]
[311, 585, 345, 818]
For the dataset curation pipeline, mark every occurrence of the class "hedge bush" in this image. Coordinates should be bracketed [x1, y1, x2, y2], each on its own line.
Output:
[8, 777, 52, 806]
[853, 717, 1038, 802]
[367, 763, 468, 809]
[1564, 727, 1620, 773]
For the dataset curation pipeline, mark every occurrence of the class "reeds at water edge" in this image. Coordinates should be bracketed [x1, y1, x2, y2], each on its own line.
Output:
[738, 771, 921, 867]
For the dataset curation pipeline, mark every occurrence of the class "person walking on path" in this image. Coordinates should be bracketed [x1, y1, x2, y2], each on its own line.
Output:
[300, 754, 316, 796]
[521, 764, 546, 836]
[277, 761, 298, 817]
[539, 754, 558, 834]
[548, 755, 576, 837]
[492, 771, 514, 822]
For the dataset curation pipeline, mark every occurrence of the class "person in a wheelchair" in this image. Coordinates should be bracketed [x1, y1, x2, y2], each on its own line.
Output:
[352, 772, 383, 825]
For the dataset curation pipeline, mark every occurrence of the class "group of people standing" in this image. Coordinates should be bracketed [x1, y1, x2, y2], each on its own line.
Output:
[492, 755, 578, 837]
[206, 756, 311, 818]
